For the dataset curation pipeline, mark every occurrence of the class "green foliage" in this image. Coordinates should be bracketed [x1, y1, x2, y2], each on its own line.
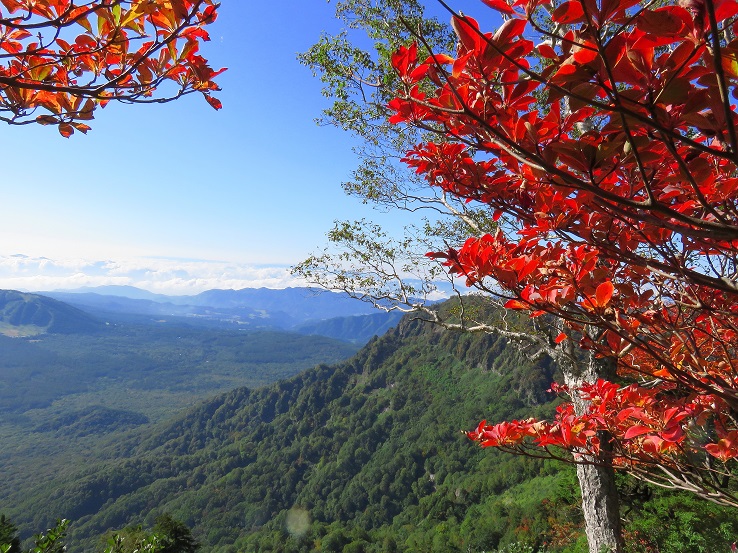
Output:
[299, 0, 452, 142]
[0, 325, 358, 552]
[153, 514, 200, 553]
[10, 313, 567, 552]
[492, 545, 549, 553]
[0, 515, 197, 553]
[102, 530, 161, 553]
[29, 519, 68, 553]
[622, 490, 738, 553]
[101, 514, 198, 553]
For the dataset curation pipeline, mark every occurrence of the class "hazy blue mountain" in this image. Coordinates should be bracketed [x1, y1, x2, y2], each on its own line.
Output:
[295, 311, 405, 343]
[183, 287, 376, 316]
[43, 287, 387, 333]
[0, 290, 102, 336]
[57, 285, 173, 302]
[43, 292, 286, 328]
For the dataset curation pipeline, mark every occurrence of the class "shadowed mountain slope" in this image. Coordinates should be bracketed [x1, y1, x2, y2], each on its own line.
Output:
[0, 290, 102, 336]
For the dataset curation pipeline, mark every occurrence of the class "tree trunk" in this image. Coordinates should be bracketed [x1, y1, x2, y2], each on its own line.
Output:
[563, 355, 624, 553]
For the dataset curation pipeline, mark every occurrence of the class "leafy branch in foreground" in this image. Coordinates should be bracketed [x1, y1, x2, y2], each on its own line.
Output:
[0, 518, 68, 553]
[0, 0, 224, 136]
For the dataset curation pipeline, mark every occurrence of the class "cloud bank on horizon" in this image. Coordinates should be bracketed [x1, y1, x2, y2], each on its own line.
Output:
[0, 254, 304, 295]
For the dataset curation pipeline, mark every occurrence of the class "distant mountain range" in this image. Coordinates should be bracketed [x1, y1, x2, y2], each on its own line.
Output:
[39, 285, 404, 342]
[296, 310, 404, 343]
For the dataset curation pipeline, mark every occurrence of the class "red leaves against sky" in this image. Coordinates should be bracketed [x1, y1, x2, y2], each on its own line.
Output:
[0, 0, 225, 136]
[388, 0, 738, 490]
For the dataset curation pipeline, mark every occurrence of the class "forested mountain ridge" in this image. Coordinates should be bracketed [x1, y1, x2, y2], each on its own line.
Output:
[0, 326, 359, 416]
[12, 308, 569, 553]
[6, 304, 737, 553]
[0, 322, 362, 541]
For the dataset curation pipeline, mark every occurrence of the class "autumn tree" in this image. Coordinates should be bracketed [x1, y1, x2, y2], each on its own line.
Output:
[0, 0, 224, 137]
[392, 0, 738, 503]
[297, 2, 626, 551]
[297, 0, 738, 551]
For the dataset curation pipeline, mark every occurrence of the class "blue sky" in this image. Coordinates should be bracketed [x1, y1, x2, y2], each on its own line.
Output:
[0, 0, 459, 294]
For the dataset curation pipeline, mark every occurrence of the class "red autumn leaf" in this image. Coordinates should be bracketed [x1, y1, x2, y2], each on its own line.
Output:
[36, 115, 58, 125]
[624, 425, 653, 440]
[451, 15, 484, 54]
[390, 42, 418, 78]
[595, 281, 614, 307]
[714, 0, 738, 22]
[480, 0, 517, 15]
[204, 94, 222, 110]
[661, 424, 685, 443]
[705, 436, 738, 462]
[538, 42, 558, 59]
[71, 122, 91, 134]
[571, 40, 599, 64]
[492, 17, 527, 44]
[636, 7, 688, 36]
[504, 299, 529, 309]
[552, 1, 585, 24]
[169, 0, 188, 20]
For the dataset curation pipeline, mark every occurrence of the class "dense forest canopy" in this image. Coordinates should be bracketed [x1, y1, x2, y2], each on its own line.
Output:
[3, 305, 738, 552]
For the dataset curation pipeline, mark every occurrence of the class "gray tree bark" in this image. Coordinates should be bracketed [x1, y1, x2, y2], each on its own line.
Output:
[563, 354, 624, 553]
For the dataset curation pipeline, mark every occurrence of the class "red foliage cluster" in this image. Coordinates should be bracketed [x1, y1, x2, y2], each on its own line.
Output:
[469, 379, 738, 463]
[388, 0, 738, 501]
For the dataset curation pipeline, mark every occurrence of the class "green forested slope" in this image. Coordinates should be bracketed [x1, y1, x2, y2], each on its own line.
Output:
[0, 326, 360, 537]
[12, 312, 568, 552]
[0, 326, 359, 416]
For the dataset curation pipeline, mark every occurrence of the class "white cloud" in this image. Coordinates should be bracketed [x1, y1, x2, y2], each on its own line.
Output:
[0, 253, 307, 295]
